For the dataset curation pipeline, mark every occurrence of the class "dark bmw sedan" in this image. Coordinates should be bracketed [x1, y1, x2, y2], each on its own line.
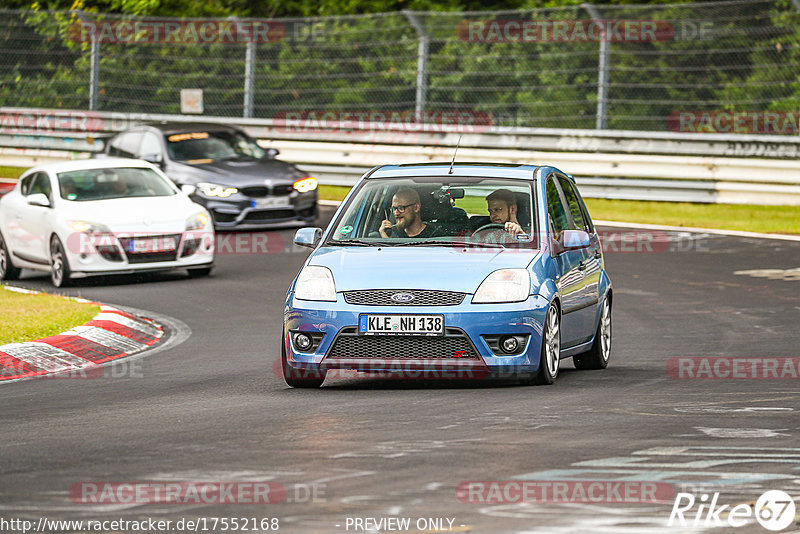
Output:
[99, 123, 318, 229]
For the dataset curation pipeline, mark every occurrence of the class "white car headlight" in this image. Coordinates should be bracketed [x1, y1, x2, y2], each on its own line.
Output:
[473, 269, 530, 304]
[295, 265, 337, 302]
[185, 212, 211, 231]
[68, 220, 112, 234]
[197, 182, 238, 198]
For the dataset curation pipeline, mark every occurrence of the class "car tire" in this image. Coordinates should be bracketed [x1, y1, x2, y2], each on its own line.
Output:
[187, 266, 213, 278]
[281, 334, 326, 388]
[522, 302, 560, 386]
[573, 296, 611, 370]
[50, 236, 71, 288]
[0, 231, 21, 281]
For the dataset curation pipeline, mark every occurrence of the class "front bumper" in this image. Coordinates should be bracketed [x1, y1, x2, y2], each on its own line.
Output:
[64, 229, 215, 276]
[283, 292, 551, 377]
[195, 190, 317, 228]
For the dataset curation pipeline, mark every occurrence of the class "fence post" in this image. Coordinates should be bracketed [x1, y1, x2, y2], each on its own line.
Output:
[403, 11, 429, 122]
[582, 3, 608, 129]
[85, 14, 100, 111]
[244, 39, 256, 118]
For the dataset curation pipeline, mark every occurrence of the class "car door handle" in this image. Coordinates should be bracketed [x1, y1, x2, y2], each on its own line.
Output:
[578, 260, 587, 271]
[594, 249, 601, 259]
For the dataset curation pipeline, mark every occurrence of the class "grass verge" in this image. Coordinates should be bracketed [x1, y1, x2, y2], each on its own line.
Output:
[0, 166, 25, 179]
[317, 184, 800, 234]
[0, 286, 101, 345]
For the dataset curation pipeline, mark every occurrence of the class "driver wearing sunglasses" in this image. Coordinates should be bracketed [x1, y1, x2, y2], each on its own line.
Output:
[379, 188, 438, 239]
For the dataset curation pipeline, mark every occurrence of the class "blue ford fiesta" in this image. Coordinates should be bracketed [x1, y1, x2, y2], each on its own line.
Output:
[281, 163, 612, 387]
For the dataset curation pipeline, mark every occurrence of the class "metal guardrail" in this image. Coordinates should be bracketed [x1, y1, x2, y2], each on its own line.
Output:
[1, 107, 800, 205]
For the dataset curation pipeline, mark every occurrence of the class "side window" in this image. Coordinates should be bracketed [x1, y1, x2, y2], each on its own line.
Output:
[108, 132, 142, 158]
[139, 132, 162, 159]
[29, 173, 52, 199]
[19, 173, 37, 195]
[558, 177, 587, 231]
[546, 176, 569, 238]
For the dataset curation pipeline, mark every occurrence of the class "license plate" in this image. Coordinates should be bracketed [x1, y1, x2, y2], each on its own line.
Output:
[251, 197, 291, 209]
[129, 237, 175, 253]
[359, 314, 444, 336]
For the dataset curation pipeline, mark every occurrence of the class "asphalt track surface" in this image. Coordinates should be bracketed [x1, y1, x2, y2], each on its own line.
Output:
[2, 205, 800, 534]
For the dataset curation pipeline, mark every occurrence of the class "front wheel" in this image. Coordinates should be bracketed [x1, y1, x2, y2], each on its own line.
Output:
[50, 236, 71, 288]
[574, 296, 611, 370]
[522, 302, 560, 385]
[281, 336, 326, 388]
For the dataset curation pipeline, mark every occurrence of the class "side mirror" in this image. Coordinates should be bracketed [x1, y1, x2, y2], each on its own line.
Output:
[181, 184, 197, 196]
[141, 153, 164, 168]
[562, 229, 591, 250]
[266, 148, 280, 159]
[294, 227, 322, 249]
[27, 193, 51, 208]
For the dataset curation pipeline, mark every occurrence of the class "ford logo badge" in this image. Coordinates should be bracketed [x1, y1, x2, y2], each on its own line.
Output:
[391, 292, 414, 303]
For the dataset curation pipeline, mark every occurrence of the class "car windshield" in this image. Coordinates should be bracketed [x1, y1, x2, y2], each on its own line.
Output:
[327, 177, 538, 249]
[165, 130, 266, 163]
[57, 167, 177, 201]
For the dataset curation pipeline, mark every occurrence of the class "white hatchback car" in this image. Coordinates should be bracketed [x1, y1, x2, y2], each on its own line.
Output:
[0, 158, 215, 287]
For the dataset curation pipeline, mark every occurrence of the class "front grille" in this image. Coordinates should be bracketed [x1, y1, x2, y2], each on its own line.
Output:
[240, 185, 293, 198]
[117, 235, 180, 264]
[244, 209, 295, 221]
[326, 327, 480, 360]
[344, 290, 466, 306]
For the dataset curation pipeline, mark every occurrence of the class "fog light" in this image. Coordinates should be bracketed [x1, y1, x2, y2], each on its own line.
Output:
[501, 335, 519, 354]
[294, 333, 313, 351]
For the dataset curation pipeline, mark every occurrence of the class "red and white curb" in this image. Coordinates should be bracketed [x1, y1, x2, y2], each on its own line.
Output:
[0, 290, 164, 381]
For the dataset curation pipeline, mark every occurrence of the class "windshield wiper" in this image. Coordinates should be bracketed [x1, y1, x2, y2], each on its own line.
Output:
[393, 240, 506, 249]
[331, 239, 384, 247]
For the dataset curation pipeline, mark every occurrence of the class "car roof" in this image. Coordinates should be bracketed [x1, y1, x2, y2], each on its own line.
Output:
[142, 122, 244, 135]
[366, 163, 541, 180]
[24, 158, 158, 175]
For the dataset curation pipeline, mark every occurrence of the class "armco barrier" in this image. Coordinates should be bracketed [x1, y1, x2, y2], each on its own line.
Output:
[1, 107, 800, 205]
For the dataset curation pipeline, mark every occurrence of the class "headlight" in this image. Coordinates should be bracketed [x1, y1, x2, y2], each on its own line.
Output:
[185, 212, 210, 231]
[197, 182, 238, 198]
[473, 269, 530, 303]
[293, 177, 317, 193]
[295, 265, 336, 301]
[69, 220, 112, 234]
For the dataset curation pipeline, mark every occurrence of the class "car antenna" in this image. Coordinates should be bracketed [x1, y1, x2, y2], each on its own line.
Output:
[448, 135, 462, 174]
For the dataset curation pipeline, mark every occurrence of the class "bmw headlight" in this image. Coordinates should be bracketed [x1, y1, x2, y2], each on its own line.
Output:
[185, 212, 211, 231]
[197, 182, 238, 198]
[69, 220, 112, 234]
[293, 177, 317, 193]
[295, 265, 337, 302]
[473, 269, 530, 304]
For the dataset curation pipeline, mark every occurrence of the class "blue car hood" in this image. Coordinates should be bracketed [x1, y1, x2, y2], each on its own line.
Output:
[308, 246, 538, 292]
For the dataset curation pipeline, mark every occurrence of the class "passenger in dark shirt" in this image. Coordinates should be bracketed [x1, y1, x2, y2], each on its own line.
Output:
[379, 188, 434, 238]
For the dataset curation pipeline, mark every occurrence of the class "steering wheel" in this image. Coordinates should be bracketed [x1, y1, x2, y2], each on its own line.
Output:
[471, 223, 506, 236]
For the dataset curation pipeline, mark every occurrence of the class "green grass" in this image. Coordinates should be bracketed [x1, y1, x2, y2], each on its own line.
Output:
[0, 166, 25, 179]
[0, 286, 101, 345]
[584, 198, 800, 234]
[317, 184, 800, 234]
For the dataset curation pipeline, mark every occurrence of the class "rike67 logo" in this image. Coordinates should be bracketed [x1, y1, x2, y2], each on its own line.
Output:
[669, 490, 796, 531]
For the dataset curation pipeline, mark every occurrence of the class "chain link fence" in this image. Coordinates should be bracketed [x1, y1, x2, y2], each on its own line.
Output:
[1, 0, 798, 133]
